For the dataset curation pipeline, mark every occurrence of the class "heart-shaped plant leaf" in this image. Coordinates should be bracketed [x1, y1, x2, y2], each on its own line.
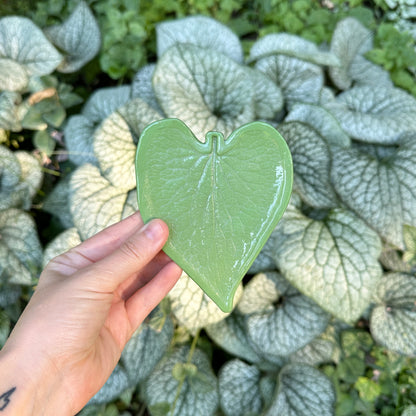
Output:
[43, 174, 75, 229]
[241, 272, 330, 357]
[70, 164, 130, 240]
[290, 336, 338, 367]
[331, 134, 416, 249]
[132, 64, 163, 113]
[249, 33, 340, 67]
[156, 15, 244, 63]
[0, 92, 22, 132]
[144, 346, 219, 416]
[0, 16, 62, 77]
[93, 99, 162, 191]
[0, 208, 42, 286]
[277, 122, 339, 209]
[64, 85, 132, 167]
[0, 59, 28, 92]
[370, 273, 416, 355]
[218, 359, 263, 416]
[43, 228, 82, 268]
[153, 44, 255, 141]
[168, 271, 243, 333]
[285, 103, 350, 148]
[45, 1, 100, 73]
[329, 17, 392, 90]
[328, 86, 416, 144]
[255, 54, 324, 109]
[205, 313, 263, 365]
[136, 119, 292, 312]
[274, 206, 382, 323]
[0, 146, 43, 211]
[82, 86, 132, 124]
[265, 364, 335, 416]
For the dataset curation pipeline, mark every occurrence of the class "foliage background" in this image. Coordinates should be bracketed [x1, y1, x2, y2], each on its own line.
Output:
[1, 0, 416, 415]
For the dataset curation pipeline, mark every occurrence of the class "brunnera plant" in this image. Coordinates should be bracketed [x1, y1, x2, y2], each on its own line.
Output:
[0, 1, 101, 348]
[4, 10, 416, 416]
[0, 1, 100, 153]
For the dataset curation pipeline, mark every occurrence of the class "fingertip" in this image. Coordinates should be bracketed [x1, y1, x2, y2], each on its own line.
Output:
[143, 218, 170, 242]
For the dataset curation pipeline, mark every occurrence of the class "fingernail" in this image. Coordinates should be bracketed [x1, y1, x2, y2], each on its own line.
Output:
[143, 220, 165, 241]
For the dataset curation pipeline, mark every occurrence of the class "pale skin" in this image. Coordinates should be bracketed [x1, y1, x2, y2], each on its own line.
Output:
[0, 212, 182, 415]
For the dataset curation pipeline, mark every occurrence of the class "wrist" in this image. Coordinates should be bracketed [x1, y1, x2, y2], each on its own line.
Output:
[0, 344, 72, 416]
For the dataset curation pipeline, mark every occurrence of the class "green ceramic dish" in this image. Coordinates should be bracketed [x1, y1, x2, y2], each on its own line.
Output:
[135, 118, 293, 312]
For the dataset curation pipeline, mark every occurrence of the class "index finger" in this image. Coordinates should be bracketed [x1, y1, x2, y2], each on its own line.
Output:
[72, 219, 170, 293]
[48, 212, 145, 275]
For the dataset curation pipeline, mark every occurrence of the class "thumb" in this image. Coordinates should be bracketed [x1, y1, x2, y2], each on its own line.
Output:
[73, 219, 169, 292]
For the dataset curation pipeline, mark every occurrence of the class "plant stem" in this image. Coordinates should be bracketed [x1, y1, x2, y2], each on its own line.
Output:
[169, 329, 201, 416]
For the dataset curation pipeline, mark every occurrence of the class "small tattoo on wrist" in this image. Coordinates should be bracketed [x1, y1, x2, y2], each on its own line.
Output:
[0, 387, 16, 411]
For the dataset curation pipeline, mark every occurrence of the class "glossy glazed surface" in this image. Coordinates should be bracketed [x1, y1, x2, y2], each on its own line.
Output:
[135, 118, 293, 312]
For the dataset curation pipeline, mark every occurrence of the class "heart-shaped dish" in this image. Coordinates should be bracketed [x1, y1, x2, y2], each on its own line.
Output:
[135, 118, 292, 312]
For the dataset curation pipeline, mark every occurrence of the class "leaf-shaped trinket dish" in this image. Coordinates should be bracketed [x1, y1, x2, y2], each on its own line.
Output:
[135, 119, 292, 312]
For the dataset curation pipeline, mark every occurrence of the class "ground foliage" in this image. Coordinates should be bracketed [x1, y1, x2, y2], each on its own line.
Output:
[1, 1, 416, 415]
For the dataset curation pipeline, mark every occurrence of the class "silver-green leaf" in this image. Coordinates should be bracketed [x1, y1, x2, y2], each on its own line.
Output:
[144, 346, 219, 416]
[205, 313, 263, 365]
[82, 86, 131, 123]
[289, 337, 338, 366]
[93, 112, 136, 190]
[117, 97, 163, 138]
[43, 174, 75, 228]
[0, 285, 21, 309]
[237, 272, 280, 315]
[0, 148, 42, 211]
[69, 164, 128, 240]
[0, 310, 10, 348]
[329, 86, 416, 144]
[121, 189, 139, 219]
[64, 86, 131, 167]
[219, 359, 263, 416]
[0, 58, 28, 92]
[0, 208, 42, 285]
[64, 115, 98, 166]
[0, 16, 62, 76]
[329, 17, 391, 89]
[93, 98, 162, 190]
[0, 92, 22, 131]
[277, 122, 338, 209]
[153, 43, 254, 141]
[370, 273, 416, 356]
[265, 364, 335, 416]
[43, 228, 82, 268]
[285, 103, 350, 148]
[89, 366, 130, 405]
[250, 33, 340, 67]
[0, 145, 21, 210]
[402, 405, 416, 416]
[255, 54, 324, 109]
[242, 272, 329, 357]
[131, 64, 163, 113]
[403, 225, 416, 270]
[331, 134, 416, 249]
[121, 311, 174, 384]
[45, 1, 100, 73]
[14, 151, 43, 209]
[248, 68, 284, 120]
[274, 207, 382, 323]
[248, 228, 280, 274]
[156, 16, 243, 63]
[168, 271, 242, 333]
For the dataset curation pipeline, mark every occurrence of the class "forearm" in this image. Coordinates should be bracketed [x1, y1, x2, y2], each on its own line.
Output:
[0, 345, 72, 416]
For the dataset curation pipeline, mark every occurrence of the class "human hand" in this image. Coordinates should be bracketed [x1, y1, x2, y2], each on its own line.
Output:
[0, 212, 182, 415]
